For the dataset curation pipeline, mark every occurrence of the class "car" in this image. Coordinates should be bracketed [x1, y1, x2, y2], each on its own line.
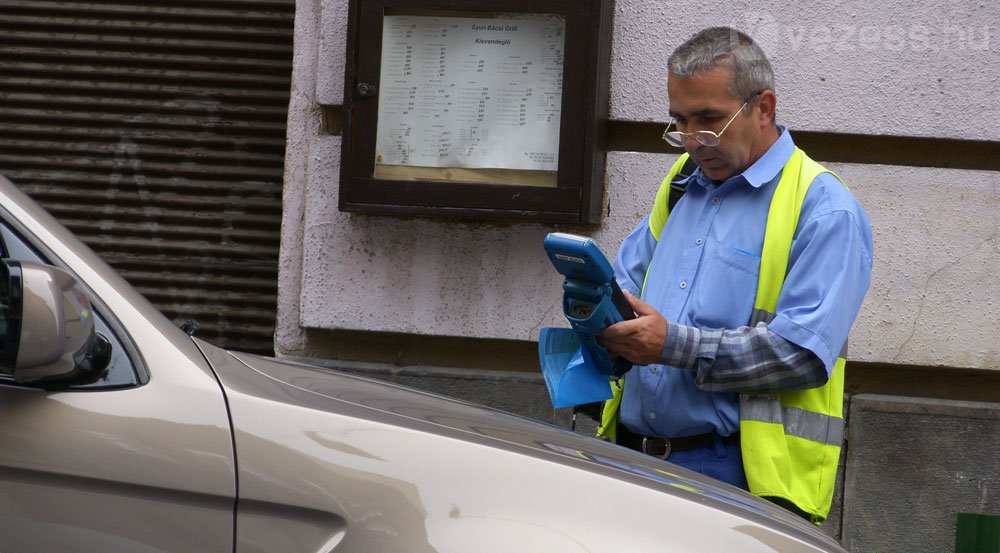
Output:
[0, 173, 848, 552]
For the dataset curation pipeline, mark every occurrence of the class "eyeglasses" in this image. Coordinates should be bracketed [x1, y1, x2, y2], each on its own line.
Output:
[662, 92, 762, 148]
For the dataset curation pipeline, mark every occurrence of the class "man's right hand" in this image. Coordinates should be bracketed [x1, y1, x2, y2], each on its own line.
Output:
[597, 290, 668, 365]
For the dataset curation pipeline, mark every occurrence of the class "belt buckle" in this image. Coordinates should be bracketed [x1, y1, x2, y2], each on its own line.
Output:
[641, 436, 671, 460]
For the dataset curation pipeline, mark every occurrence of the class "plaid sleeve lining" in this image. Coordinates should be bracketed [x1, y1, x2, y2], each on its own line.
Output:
[659, 321, 829, 393]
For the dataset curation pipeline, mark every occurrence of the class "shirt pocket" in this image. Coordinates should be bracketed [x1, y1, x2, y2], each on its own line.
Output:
[688, 240, 760, 329]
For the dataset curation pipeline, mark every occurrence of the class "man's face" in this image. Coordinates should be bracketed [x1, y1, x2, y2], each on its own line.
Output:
[667, 66, 771, 182]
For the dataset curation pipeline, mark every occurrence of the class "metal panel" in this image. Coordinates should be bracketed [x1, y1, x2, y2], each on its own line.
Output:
[0, 0, 295, 354]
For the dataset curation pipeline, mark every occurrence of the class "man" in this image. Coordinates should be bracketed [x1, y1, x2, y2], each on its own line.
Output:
[597, 27, 873, 523]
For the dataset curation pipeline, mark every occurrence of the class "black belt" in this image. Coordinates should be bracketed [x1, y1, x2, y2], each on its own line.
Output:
[617, 425, 740, 460]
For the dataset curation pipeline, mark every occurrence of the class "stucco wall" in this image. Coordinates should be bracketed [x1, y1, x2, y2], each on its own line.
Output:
[314, 0, 1000, 138]
[611, 0, 998, 140]
[279, 0, 1000, 371]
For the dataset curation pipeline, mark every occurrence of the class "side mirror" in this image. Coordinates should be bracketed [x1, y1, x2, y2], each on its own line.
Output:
[0, 260, 111, 386]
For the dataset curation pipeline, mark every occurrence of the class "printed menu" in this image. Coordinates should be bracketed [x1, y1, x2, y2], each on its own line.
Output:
[376, 14, 565, 172]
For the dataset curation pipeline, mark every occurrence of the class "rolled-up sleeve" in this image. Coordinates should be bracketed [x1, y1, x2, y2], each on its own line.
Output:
[768, 200, 874, 371]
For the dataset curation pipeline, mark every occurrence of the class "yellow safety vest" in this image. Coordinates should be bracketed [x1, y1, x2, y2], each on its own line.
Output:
[597, 148, 846, 524]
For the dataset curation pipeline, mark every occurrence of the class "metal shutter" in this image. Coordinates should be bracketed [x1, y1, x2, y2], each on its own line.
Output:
[0, 0, 294, 354]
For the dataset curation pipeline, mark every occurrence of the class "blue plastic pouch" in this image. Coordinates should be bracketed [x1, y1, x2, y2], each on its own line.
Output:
[538, 328, 613, 408]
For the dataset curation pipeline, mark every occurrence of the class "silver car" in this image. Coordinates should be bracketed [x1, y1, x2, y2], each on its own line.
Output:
[0, 174, 847, 552]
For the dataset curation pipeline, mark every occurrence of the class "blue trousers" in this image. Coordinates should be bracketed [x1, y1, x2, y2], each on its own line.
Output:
[665, 434, 749, 490]
[668, 440, 816, 521]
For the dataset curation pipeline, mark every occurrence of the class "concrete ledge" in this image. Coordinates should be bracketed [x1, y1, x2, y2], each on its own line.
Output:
[842, 394, 1000, 552]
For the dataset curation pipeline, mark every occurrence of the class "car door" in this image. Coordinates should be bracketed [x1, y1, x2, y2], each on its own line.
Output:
[0, 212, 237, 552]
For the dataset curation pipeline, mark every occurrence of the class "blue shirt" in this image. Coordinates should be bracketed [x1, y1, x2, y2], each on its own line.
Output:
[613, 127, 873, 438]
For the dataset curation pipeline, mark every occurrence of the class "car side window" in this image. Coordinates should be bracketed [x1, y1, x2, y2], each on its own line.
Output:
[0, 223, 140, 389]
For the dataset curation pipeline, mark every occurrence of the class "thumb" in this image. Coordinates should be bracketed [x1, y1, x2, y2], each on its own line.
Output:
[623, 290, 655, 316]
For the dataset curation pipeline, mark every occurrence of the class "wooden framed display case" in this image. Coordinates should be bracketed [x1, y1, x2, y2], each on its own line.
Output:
[340, 0, 614, 223]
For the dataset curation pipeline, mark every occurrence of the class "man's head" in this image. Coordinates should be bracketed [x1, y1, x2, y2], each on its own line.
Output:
[665, 27, 779, 182]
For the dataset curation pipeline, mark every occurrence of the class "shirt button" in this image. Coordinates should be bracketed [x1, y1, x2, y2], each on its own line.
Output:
[648, 412, 657, 419]
[679, 281, 688, 289]
[712, 197, 721, 205]
[695, 237, 703, 245]
[650, 366, 659, 374]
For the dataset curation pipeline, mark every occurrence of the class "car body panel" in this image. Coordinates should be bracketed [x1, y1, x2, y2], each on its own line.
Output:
[0, 381, 235, 552]
[200, 340, 845, 553]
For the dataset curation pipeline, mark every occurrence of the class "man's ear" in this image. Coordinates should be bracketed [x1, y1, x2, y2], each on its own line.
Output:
[756, 90, 778, 127]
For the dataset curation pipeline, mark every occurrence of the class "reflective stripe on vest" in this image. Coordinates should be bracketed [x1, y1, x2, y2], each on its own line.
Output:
[597, 148, 848, 524]
[740, 395, 844, 447]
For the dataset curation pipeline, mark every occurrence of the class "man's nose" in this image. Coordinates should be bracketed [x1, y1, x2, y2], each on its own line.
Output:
[683, 133, 703, 151]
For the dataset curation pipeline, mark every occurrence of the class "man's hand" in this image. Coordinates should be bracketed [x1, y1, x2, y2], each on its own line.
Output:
[597, 290, 668, 365]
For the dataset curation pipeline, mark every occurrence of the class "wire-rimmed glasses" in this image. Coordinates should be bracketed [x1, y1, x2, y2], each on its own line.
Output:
[662, 92, 762, 148]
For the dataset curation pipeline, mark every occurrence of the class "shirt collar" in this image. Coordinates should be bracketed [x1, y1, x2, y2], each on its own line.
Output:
[688, 125, 795, 190]
[741, 125, 795, 188]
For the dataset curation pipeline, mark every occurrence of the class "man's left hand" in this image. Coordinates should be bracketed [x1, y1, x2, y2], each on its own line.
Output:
[597, 290, 667, 365]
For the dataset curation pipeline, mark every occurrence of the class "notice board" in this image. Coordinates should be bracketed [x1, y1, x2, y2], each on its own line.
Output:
[340, 0, 614, 223]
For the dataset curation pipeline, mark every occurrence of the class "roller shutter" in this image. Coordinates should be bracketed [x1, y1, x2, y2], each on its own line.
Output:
[0, 0, 294, 354]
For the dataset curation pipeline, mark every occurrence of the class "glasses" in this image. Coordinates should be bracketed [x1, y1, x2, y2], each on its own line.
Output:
[662, 92, 762, 148]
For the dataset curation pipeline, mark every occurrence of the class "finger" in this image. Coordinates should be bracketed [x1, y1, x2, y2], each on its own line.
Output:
[599, 317, 642, 339]
[595, 334, 616, 350]
[597, 333, 631, 356]
[597, 325, 620, 340]
[624, 290, 655, 317]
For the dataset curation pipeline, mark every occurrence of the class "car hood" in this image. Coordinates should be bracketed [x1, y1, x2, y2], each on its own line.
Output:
[197, 339, 845, 553]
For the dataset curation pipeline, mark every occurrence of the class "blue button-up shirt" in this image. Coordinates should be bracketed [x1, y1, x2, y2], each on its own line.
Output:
[613, 128, 873, 438]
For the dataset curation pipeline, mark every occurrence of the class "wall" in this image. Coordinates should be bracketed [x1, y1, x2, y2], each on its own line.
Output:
[280, 0, 1000, 372]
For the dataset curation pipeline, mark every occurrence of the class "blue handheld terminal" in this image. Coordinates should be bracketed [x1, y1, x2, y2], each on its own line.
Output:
[543, 233, 635, 378]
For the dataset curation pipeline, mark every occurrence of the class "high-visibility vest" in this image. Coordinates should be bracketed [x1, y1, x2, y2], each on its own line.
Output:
[597, 148, 846, 524]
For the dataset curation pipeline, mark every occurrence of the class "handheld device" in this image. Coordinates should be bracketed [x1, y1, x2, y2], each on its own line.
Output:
[543, 233, 635, 377]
